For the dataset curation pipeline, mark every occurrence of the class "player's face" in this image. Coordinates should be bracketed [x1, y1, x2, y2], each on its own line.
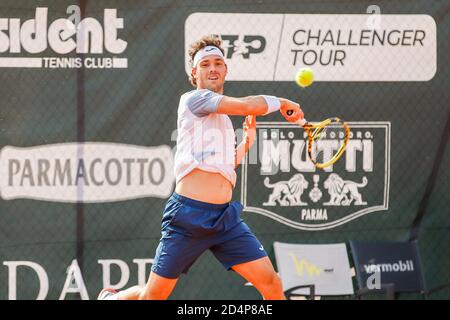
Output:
[192, 55, 227, 93]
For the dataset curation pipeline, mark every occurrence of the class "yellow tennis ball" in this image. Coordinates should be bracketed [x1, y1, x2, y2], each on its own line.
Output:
[295, 67, 314, 88]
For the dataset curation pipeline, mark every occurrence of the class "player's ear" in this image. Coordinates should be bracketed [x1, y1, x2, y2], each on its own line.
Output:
[191, 67, 197, 79]
[224, 63, 228, 76]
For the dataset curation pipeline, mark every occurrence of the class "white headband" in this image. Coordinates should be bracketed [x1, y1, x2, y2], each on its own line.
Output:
[192, 45, 225, 67]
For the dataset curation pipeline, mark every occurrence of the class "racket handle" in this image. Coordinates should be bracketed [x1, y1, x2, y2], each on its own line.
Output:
[286, 109, 306, 126]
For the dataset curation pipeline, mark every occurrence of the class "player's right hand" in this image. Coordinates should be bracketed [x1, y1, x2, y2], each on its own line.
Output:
[280, 98, 304, 123]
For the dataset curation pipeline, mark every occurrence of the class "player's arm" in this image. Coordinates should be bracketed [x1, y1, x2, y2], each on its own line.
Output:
[217, 96, 268, 116]
[217, 95, 304, 122]
[235, 116, 256, 168]
[186, 89, 303, 122]
[235, 141, 248, 168]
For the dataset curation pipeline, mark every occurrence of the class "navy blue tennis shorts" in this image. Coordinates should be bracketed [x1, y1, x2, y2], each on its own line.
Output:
[151, 192, 267, 279]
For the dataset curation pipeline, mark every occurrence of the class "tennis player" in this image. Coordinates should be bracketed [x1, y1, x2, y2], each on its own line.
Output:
[98, 35, 303, 300]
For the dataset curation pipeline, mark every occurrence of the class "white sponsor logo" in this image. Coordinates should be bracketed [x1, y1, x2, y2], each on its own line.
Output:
[0, 7, 127, 69]
[0, 143, 174, 202]
[274, 242, 354, 295]
[366, 271, 381, 290]
[241, 121, 391, 230]
[364, 260, 415, 273]
[323, 174, 368, 206]
[185, 13, 436, 81]
[2, 258, 153, 300]
[263, 174, 309, 206]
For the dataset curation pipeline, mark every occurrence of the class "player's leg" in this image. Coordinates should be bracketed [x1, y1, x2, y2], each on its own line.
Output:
[210, 205, 285, 300]
[98, 194, 188, 300]
[211, 233, 285, 299]
[231, 256, 285, 300]
[116, 271, 178, 300]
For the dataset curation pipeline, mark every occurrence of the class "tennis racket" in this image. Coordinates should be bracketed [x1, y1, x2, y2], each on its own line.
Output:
[286, 110, 350, 169]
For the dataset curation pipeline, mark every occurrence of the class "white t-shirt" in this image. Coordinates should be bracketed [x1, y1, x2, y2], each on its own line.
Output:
[174, 89, 237, 187]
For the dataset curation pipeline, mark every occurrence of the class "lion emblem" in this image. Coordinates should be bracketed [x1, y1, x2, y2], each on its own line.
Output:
[324, 174, 368, 206]
[263, 174, 309, 206]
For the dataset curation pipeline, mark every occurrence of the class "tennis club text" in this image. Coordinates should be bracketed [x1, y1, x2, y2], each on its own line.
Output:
[0, 7, 127, 69]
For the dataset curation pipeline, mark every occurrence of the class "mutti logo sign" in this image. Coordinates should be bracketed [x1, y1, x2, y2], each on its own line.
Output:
[0, 7, 127, 68]
[241, 121, 391, 231]
[217, 34, 266, 59]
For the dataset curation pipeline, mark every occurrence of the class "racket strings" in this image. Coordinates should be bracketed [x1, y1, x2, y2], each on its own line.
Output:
[307, 119, 349, 167]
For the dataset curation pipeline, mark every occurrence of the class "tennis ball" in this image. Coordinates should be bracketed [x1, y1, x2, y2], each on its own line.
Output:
[295, 67, 314, 88]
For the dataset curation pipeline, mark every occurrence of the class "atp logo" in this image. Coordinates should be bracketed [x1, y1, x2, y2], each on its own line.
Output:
[217, 34, 266, 59]
[240, 121, 391, 231]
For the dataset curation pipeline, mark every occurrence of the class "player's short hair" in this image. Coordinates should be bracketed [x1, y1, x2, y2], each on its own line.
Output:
[188, 35, 225, 87]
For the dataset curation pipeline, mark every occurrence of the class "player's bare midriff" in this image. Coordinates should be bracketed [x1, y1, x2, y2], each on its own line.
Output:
[175, 168, 233, 204]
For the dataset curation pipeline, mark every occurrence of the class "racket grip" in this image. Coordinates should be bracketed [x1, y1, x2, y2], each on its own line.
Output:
[297, 118, 307, 126]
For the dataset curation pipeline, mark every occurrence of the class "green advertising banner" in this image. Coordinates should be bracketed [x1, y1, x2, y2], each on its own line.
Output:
[0, 0, 448, 299]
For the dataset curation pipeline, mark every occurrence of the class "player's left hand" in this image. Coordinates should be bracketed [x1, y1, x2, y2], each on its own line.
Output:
[243, 115, 257, 150]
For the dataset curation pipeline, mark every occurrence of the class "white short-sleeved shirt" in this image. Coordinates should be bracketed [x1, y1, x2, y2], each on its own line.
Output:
[174, 89, 237, 187]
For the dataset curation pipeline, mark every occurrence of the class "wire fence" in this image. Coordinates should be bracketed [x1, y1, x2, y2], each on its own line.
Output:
[0, 0, 448, 299]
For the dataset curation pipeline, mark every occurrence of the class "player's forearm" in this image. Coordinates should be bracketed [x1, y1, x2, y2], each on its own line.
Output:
[240, 96, 274, 115]
[234, 140, 250, 168]
[217, 95, 282, 116]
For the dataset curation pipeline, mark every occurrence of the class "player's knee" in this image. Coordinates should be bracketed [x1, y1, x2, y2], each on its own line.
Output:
[270, 273, 283, 291]
[256, 273, 284, 300]
[259, 272, 283, 292]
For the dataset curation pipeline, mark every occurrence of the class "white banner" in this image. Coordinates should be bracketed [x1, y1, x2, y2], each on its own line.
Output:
[185, 13, 284, 81]
[185, 13, 436, 81]
[274, 242, 354, 296]
[0, 143, 174, 203]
